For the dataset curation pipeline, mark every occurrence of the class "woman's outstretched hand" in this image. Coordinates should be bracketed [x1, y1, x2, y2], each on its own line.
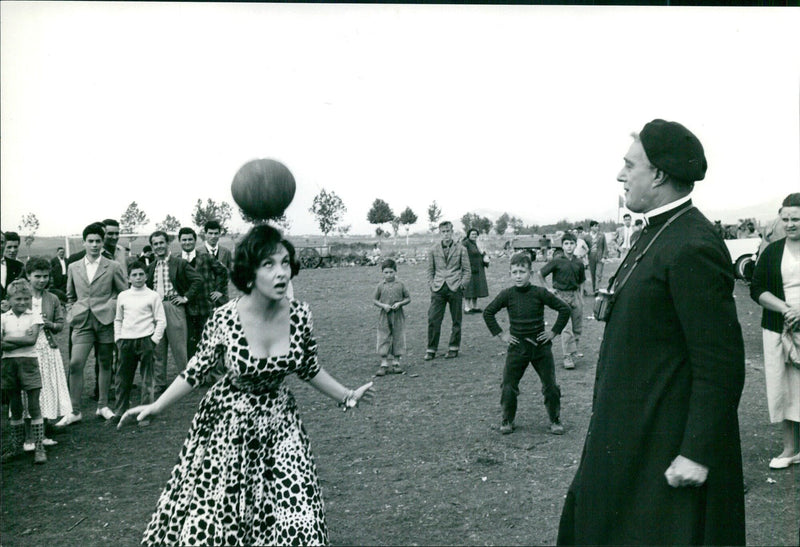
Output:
[118, 404, 157, 429]
[353, 382, 375, 405]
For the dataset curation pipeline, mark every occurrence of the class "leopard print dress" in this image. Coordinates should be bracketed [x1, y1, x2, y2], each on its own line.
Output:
[142, 298, 328, 546]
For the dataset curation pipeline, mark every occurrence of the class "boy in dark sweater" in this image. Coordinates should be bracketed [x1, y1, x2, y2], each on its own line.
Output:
[483, 252, 571, 435]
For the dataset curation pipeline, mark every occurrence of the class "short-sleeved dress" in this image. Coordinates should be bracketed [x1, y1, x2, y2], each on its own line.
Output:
[141, 298, 328, 546]
[374, 280, 410, 357]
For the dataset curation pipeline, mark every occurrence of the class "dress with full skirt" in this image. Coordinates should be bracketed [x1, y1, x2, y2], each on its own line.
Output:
[21, 294, 72, 420]
[762, 247, 800, 423]
[141, 298, 328, 546]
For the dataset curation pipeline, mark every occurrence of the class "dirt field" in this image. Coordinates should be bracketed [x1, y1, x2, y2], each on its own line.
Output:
[2, 258, 798, 546]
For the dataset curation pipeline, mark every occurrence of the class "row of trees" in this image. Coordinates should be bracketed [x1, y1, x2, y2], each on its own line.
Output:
[12, 191, 621, 254]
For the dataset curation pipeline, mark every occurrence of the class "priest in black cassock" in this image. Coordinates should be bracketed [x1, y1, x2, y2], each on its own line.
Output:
[557, 119, 746, 545]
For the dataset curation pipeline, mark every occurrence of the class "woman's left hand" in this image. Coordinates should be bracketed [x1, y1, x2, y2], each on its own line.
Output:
[352, 382, 375, 405]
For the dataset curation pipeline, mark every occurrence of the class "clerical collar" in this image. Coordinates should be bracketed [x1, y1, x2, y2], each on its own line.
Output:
[644, 195, 692, 226]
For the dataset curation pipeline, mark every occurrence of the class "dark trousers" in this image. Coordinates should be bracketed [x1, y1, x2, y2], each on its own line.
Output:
[588, 254, 604, 293]
[427, 285, 463, 352]
[501, 339, 561, 424]
[186, 314, 208, 360]
[114, 337, 155, 415]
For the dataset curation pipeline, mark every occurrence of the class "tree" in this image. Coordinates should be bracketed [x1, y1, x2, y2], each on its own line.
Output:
[399, 206, 418, 244]
[336, 224, 352, 237]
[495, 213, 510, 236]
[427, 201, 442, 231]
[121, 201, 149, 244]
[461, 212, 493, 235]
[156, 214, 181, 234]
[309, 189, 346, 245]
[367, 199, 395, 227]
[390, 216, 401, 243]
[18, 212, 39, 257]
[271, 214, 292, 234]
[509, 216, 525, 234]
[192, 198, 233, 235]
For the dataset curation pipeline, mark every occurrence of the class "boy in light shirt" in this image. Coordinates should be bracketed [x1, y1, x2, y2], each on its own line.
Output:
[1, 280, 46, 463]
[113, 261, 166, 422]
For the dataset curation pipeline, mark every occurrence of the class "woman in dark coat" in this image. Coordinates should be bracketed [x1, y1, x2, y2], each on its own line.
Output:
[462, 228, 489, 313]
[749, 192, 800, 470]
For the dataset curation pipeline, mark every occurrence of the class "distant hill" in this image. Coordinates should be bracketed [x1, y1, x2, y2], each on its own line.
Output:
[703, 198, 783, 225]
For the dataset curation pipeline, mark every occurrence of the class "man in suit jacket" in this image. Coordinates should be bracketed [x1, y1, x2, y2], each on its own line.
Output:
[1, 231, 26, 308]
[178, 226, 229, 359]
[66, 222, 127, 399]
[197, 219, 233, 272]
[146, 230, 203, 394]
[50, 247, 68, 293]
[558, 120, 745, 545]
[56, 223, 128, 426]
[614, 213, 634, 257]
[425, 221, 471, 360]
[586, 220, 608, 295]
[101, 219, 128, 279]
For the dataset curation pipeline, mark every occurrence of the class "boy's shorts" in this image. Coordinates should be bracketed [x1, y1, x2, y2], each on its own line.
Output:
[71, 313, 114, 345]
[1, 357, 42, 391]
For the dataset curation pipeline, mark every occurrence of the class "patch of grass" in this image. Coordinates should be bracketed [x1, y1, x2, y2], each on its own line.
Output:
[2, 259, 798, 546]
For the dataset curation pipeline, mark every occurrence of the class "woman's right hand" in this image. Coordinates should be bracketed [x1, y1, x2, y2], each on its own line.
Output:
[118, 404, 158, 429]
[784, 305, 800, 329]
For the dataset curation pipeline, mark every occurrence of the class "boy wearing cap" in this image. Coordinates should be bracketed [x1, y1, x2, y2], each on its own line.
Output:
[537, 233, 586, 370]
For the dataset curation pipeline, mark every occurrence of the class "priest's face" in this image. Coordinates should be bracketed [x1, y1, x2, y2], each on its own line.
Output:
[618, 140, 658, 214]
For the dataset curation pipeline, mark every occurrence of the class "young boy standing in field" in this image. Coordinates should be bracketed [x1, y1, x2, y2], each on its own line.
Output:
[1, 279, 47, 463]
[113, 261, 166, 418]
[483, 253, 571, 435]
[537, 233, 586, 370]
[373, 259, 411, 376]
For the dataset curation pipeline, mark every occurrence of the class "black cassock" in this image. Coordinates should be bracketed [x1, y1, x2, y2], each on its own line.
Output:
[558, 200, 746, 545]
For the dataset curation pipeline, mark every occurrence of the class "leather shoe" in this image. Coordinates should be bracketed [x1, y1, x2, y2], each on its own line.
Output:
[423, 352, 436, 361]
[96, 407, 115, 420]
[549, 422, 565, 435]
[500, 420, 514, 434]
[445, 350, 459, 359]
[55, 412, 82, 427]
[768, 453, 800, 469]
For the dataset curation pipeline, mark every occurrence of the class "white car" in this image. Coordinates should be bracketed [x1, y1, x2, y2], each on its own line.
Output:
[724, 238, 760, 280]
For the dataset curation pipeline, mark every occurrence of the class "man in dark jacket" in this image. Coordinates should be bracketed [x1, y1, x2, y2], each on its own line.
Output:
[146, 230, 203, 395]
[1, 231, 25, 307]
[557, 120, 746, 545]
[177, 226, 228, 359]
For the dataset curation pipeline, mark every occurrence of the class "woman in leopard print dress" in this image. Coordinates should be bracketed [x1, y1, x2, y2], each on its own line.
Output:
[120, 225, 374, 546]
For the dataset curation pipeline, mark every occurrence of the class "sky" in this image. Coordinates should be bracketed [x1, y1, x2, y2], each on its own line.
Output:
[2, 3, 799, 238]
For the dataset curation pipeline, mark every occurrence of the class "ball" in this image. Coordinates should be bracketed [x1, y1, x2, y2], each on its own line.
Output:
[231, 158, 296, 220]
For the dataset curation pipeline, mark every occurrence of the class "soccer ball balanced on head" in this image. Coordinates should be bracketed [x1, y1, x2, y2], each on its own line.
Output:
[231, 158, 296, 221]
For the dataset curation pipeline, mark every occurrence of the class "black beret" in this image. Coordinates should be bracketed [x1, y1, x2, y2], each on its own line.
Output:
[640, 119, 707, 182]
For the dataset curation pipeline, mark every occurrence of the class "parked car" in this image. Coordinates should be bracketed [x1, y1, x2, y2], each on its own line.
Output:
[724, 237, 760, 280]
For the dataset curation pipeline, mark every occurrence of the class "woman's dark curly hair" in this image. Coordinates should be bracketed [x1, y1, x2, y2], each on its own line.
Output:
[231, 225, 300, 293]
